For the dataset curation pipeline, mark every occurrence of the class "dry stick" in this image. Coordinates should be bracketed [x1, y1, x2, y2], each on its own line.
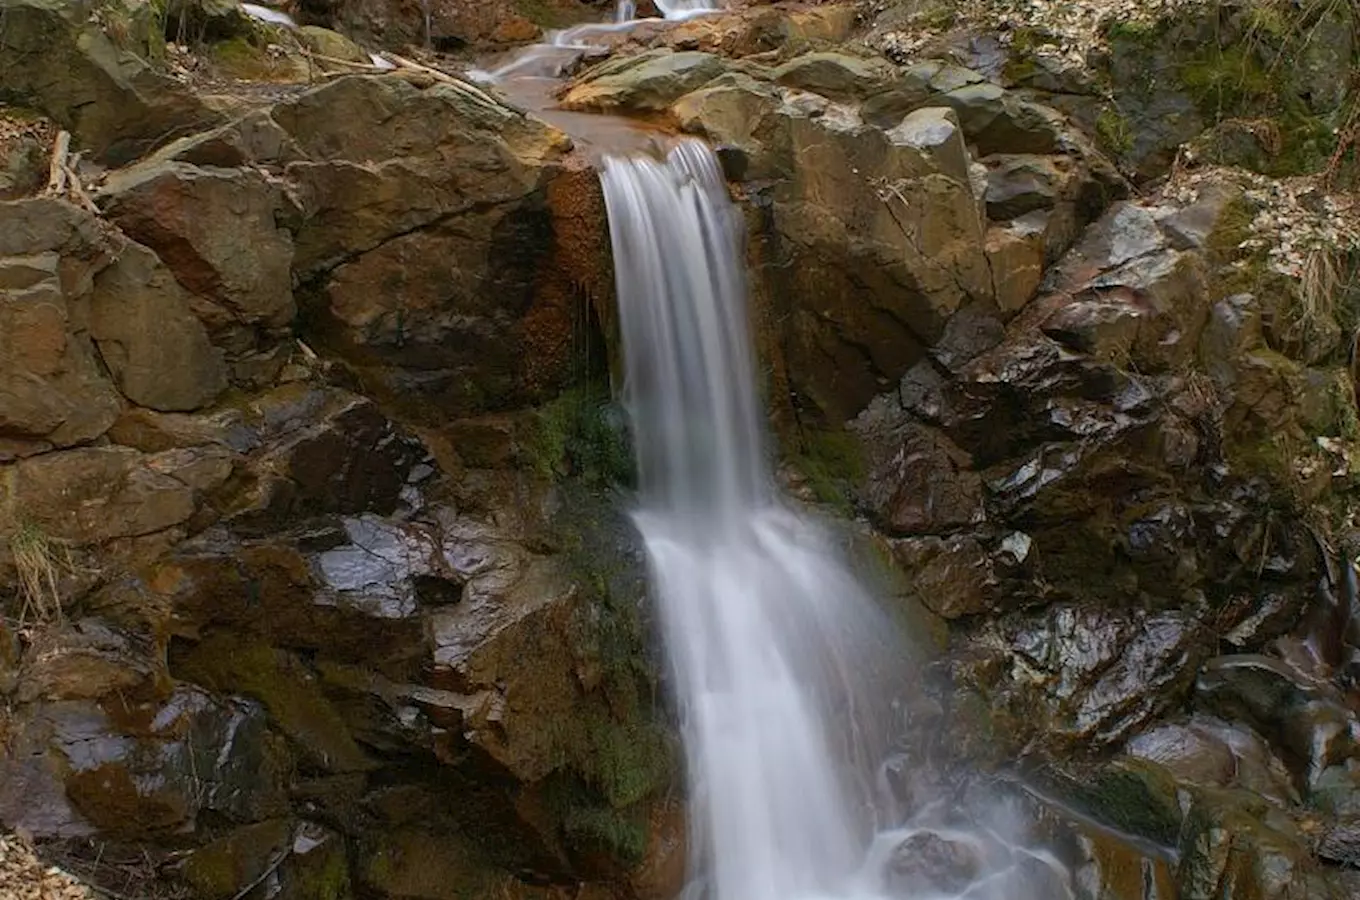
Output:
[45, 130, 70, 194]
[228, 850, 289, 900]
[61, 150, 100, 215]
[383, 52, 507, 113]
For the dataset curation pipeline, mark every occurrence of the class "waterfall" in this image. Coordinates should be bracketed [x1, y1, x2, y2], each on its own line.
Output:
[602, 140, 906, 900]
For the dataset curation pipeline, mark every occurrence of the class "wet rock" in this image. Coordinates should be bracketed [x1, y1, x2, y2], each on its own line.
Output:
[239, 386, 426, 522]
[853, 395, 985, 536]
[562, 50, 727, 113]
[0, 0, 220, 163]
[1126, 715, 1298, 805]
[108, 405, 262, 454]
[890, 535, 1000, 618]
[1176, 787, 1314, 900]
[1195, 655, 1360, 792]
[1071, 825, 1178, 900]
[970, 603, 1209, 748]
[0, 685, 287, 839]
[1032, 757, 1185, 848]
[885, 830, 983, 896]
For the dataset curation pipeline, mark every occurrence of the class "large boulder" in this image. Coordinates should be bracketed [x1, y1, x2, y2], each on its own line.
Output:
[0, 197, 235, 457]
[259, 75, 589, 419]
[98, 161, 297, 350]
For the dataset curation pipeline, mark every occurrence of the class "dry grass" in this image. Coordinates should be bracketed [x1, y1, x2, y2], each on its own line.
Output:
[9, 523, 71, 626]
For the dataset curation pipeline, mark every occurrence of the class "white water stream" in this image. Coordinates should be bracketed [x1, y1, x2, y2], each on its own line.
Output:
[602, 140, 901, 900]
[471, 0, 721, 82]
[601, 142, 1076, 900]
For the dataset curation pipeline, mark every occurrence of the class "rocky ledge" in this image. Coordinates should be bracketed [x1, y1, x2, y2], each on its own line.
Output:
[4, 0, 1360, 898]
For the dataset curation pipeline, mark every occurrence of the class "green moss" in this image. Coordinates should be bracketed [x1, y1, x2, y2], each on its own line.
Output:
[572, 712, 673, 809]
[1035, 759, 1184, 847]
[210, 36, 271, 78]
[1180, 44, 1275, 116]
[1095, 105, 1134, 155]
[172, 633, 370, 772]
[527, 384, 633, 488]
[793, 427, 864, 513]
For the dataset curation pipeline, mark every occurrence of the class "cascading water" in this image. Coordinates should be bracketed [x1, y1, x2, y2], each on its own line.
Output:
[471, 0, 721, 82]
[601, 140, 907, 900]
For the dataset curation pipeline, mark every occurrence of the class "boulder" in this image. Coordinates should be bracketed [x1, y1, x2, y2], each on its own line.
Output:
[89, 242, 229, 411]
[562, 50, 728, 113]
[0, 0, 220, 164]
[98, 160, 297, 336]
[677, 77, 991, 422]
[242, 75, 589, 418]
[771, 51, 895, 103]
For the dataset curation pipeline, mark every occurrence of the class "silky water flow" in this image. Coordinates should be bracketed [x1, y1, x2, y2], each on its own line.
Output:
[599, 140, 1077, 900]
[601, 140, 905, 900]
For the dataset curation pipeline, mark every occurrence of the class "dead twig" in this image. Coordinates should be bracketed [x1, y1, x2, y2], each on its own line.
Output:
[228, 849, 289, 900]
[45, 130, 70, 194]
[383, 53, 507, 113]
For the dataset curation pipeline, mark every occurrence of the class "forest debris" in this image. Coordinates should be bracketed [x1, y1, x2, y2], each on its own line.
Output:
[0, 834, 95, 900]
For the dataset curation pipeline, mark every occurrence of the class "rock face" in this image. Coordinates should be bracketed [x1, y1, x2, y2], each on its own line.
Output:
[5, 0, 1360, 898]
[0, 46, 659, 898]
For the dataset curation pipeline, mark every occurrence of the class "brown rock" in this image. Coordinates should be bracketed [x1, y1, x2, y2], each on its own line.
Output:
[88, 241, 228, 411]
[853, 396, 986, 535]
[0, 446, 200, 547]
[99, 160, 297, 333]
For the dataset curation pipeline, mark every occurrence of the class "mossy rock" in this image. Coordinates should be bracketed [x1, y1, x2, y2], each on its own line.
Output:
[181, 819, 293, 900]
[296, 25, 370, 67]
[525, 383, 633, 488]
[789, 426, 865, 514]
[210, 32, 311, 82]
[1035, 758, 1185, 848]
[1102, 0, 1352, 179]
[172, 632, 373, 772]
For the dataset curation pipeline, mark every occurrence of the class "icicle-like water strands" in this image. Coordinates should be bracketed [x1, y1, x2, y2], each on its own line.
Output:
[601, 140, 1079, 900]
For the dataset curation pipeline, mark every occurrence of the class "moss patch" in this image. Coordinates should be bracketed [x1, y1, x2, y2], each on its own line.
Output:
[171, 632, 371, 773]
[791, 426, 865, 513]
[526, 383, 633, 488]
